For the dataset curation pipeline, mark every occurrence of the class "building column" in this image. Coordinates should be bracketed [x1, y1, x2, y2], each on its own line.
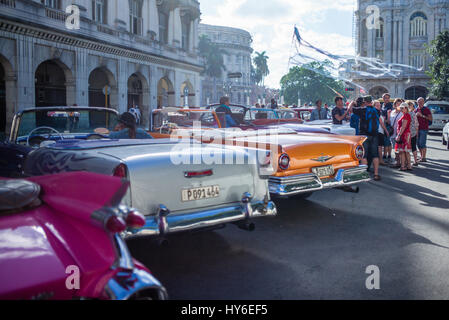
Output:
[117, 58, 128, 113]
[174, 69, 183, 107]
[16, 36, 35, 110]
[385, 15, 393, 63]
[75, 49, 89, 106]
[149, 65, 158, 112]
[194, 72, 200, 107]
[4, 73, 17, 135]
[398, 18, 403, 64]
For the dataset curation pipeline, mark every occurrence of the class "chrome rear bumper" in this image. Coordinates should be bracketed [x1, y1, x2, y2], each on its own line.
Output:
[269, 165, 371, 197]
[126, 194, 277, 237]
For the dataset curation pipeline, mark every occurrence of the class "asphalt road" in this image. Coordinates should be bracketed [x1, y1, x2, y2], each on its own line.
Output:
[127, 133, 449, 300]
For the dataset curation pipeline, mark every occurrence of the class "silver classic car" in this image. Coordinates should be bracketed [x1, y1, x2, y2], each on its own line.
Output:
[13, 108, 277, 237]
[24, 139, 277, 237]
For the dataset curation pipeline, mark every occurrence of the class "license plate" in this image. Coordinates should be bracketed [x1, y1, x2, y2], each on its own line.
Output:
[182, 186, 220, 202]
[312, 165, 335, 177]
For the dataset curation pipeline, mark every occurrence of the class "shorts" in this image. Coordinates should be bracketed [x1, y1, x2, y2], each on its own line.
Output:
[384, 134, 392, 147]
[377, 133, 385, 147]
[411, 136, 417, 153]
[418, 130, 428, 149]
[363, 135, 379, 159]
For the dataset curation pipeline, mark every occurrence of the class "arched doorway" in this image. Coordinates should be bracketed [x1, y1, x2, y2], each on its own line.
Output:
[35, 60, 67, 107]
[157, 77, 174, 108]
[128, 73, 149, 127]
[405, 86, 428, 100]
[89, 68, 116, 108]
[180, 81, 195, 107]
[369, 86, 388, 100]
[128, 74, 143, 110]
[0, 63, 5, 134]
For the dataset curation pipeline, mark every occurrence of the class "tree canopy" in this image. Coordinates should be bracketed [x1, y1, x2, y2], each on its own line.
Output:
[253, 51, 269, 86]
[427, 30, 449, 100]
[280, 61, 347, 106]
[198, 35, 227, 79]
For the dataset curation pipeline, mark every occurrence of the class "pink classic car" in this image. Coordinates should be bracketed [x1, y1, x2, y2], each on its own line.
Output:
[0, 172, 168, 300]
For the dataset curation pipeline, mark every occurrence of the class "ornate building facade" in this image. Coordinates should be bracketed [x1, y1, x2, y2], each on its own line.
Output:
[353, 0, 448, 100]
[0, 0, 202, 134]
[198, 24, 253, 106]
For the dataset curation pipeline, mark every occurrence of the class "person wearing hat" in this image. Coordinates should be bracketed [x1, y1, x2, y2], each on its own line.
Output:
[109, 112, 153, 139]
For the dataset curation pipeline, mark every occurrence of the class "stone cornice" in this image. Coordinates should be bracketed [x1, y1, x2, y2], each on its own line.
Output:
[0, 17, 204, 73]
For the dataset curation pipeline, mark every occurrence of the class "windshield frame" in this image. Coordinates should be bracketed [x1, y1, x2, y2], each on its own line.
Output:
[10, 107, 120, 143]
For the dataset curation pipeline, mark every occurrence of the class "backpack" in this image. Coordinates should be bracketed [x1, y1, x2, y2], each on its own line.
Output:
[361, 106, 379, 135]
[350, 113, 360, 134]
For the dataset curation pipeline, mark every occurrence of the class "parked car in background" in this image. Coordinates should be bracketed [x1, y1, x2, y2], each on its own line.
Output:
[0, 172, 167, 300]
[442, 122, 449, 149]
[425, 100, 449, 131]
[204, 104, 331, 134]
[149, 109, 371, 199]
[306, 119, 356, 136]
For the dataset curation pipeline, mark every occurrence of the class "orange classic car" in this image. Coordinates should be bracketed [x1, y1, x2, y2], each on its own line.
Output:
[149, 108, 371, 198]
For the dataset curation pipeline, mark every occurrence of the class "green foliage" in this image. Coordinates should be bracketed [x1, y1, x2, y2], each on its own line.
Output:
[198, 35, 227, 79]
[427, 30, 449, 100]
[280, 60, 347, 105]
[253, 51, 269, 86]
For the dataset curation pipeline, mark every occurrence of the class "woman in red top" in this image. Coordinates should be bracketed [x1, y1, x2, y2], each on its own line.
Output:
[395, 103, 412, 171]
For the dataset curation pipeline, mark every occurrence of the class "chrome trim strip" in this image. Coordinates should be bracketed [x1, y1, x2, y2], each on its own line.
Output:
[269, 165, 371, 197]
[126, 198, 277, 238]
[105, 268, 168, 300]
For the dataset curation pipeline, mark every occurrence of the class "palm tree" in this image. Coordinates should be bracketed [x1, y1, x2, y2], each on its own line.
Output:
[199, 35, 227, 102]
[253, 51, 270, 86]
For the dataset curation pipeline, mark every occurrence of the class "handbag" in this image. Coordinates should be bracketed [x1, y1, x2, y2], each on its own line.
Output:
[395, 135, 404, 145]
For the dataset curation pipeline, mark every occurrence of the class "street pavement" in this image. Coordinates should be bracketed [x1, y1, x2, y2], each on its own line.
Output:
[127, 133, 449, 300]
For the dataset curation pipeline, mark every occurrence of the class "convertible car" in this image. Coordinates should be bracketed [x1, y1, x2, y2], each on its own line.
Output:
[0, 172, 167, 300]
[8, 107, 276, 236]
[23, 139, 277, 236]
[149, 109, 371, 198]
[204, 104, 331, 134]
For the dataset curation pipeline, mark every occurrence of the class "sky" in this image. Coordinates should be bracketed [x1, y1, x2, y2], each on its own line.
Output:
[200, 0, 357, 89]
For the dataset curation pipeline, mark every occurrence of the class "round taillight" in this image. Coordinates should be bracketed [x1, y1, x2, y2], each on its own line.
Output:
[355, 145, 365, 160]
[125, 210, 146, 229]
[113, 164, 127, 178]
[279, 153, 290, 170]
[105, 216, 127, 234]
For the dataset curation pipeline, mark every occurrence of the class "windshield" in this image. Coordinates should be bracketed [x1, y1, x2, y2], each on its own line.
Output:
[17, 109, 119, 139]
[277, 110, 298, 119]
[153, 110, 219, 129]
[427, 105, 449, 115]
[244, 109, 278, 121]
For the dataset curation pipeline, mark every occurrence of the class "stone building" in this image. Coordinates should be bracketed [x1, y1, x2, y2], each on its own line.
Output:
[353, 0, 449, 100]
[198, 24, 253, 106]
[0, 0, 202, 134]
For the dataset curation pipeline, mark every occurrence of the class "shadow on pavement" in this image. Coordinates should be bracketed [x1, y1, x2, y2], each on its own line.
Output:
[127, 197, 447, 300]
